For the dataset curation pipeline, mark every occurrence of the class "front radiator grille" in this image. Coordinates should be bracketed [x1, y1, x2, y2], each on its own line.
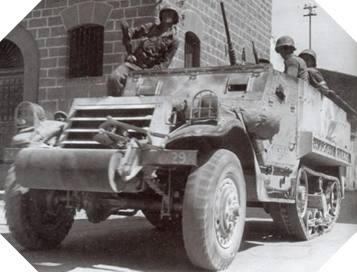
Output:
[61, 104, 156, 149]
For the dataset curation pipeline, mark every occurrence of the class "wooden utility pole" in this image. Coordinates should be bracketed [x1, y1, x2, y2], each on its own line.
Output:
[303, 4, 317, 49]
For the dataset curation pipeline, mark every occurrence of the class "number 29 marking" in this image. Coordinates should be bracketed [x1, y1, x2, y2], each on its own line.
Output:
[172, 152, 186, 164]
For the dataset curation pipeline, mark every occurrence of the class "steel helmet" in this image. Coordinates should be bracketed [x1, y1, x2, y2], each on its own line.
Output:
[54, 110, 68, 121]
[299, 49, 317, 67]
[159, 4, 180, 25]
[275, 36, 296, 53]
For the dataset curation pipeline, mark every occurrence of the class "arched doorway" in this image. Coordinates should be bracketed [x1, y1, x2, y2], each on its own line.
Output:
[180, 9, 204, 68]
[0, 39, 24, 161]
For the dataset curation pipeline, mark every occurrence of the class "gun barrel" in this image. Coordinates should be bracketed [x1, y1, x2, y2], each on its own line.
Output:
[219, 1, 237, 65]
[252, 41, 259, 64]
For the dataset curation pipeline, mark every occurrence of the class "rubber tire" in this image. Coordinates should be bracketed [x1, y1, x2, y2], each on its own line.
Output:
[5, 165, 74, 250]
[182, 149, 246, 271]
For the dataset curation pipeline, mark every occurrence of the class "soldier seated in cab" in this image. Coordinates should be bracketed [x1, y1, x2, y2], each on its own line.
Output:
[107, 5, 180, 97]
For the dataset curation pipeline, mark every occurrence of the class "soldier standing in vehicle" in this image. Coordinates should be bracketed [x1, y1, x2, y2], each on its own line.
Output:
[275, 36, 308, 81]
[298, 49, 334, 96]
[107, 4, 180, 96]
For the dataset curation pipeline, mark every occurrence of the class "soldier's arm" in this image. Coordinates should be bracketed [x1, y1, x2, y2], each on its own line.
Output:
[313, 71, 329, 90]
[129, 23, 154, 40]
[309, 70, 330, 94]
[150, 38, 180, 70]
[284, 59, 299, 77]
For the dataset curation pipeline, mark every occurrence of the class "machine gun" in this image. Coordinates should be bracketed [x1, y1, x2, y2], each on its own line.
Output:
[252, 41, 259, 64]
[219, 0, 237, 65]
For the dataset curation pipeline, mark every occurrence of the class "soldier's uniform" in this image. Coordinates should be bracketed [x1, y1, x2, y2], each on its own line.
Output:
[284, 54, 309, 81]
[275, 36, 308, 82]
[307, 68, 328, 90]
[299, 49, 329, 94]
[108, 5, 180, 96]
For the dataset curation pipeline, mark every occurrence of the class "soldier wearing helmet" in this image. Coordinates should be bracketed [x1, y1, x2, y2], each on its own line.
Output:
[275, 36, 308, 81]
[108, 4, 180, 96]
[299, 49, 332, 95]
[54, 111, 68, 122]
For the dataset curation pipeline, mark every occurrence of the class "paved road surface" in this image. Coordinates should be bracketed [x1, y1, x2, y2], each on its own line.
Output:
[1, 190, 357, 272]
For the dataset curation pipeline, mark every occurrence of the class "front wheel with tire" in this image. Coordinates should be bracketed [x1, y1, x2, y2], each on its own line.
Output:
[5, 166, 75, 250]
[182, 149, 246, 271]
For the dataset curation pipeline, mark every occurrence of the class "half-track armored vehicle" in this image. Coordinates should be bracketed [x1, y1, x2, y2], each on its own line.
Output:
[4, 3, 355, 271]
[4, 60, 354, 270]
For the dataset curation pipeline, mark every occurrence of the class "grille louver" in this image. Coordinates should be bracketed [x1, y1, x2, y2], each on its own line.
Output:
[61, 104, 156, 149]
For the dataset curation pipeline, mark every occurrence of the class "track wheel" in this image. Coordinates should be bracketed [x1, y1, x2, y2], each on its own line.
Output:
[182, 149, 246, 271]
[5, 166, 75, 250]
[304, 208, 318, 236]
[324, 180, 341, 229]
[270, 167, 311, 240]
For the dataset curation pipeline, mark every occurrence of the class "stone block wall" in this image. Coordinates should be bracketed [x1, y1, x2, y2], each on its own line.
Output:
[8, 0, 272, 116]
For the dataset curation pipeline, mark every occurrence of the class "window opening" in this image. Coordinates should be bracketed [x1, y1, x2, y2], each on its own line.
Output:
[69, 24, 104, 78]
[185, 32, 200, 68]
